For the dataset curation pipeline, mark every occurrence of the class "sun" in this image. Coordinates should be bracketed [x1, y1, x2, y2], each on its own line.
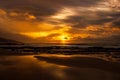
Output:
[52, 34, 72, 43]
[58, 35, 71, 43]
[60, 36, 69, 41]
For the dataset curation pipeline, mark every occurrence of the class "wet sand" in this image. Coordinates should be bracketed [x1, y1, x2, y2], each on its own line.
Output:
[0, 55, 120, 80]
[34, 55, 120, 73]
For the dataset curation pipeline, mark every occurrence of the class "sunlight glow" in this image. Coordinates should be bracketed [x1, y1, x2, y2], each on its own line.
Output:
[52, 34, 71, 43]
[51, 8, 76, 19]
[20, 32, 50, 38]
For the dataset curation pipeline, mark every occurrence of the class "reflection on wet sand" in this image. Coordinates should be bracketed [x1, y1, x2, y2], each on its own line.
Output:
[0, 56, 67, 80]
[0, 55, 120, 80]
[34, 55, 120, 74]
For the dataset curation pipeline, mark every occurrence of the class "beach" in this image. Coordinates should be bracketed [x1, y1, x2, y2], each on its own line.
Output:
[0, 54, 120, 80]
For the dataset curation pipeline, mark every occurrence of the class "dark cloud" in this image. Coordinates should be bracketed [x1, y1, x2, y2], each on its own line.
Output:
[46, 0, 104, 7]
[0, 0, 104, 17]
[0, 0, 61, 18]
[62, 16, 87, 28]
[0, 0, 115, 24]
[111, 19, 120, 28]
[0, 0, 119, 24]
[62, 10, 120, 28]
[0, 0, 104, 8]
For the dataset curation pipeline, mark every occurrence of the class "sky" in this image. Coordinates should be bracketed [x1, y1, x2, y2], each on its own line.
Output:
[0, 0, 120, 44]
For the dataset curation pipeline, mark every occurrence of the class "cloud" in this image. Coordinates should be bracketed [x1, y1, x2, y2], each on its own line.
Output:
[0, 0, 120, 44]
[111, 19, 120, 28]
[0, 0, 106, 20]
